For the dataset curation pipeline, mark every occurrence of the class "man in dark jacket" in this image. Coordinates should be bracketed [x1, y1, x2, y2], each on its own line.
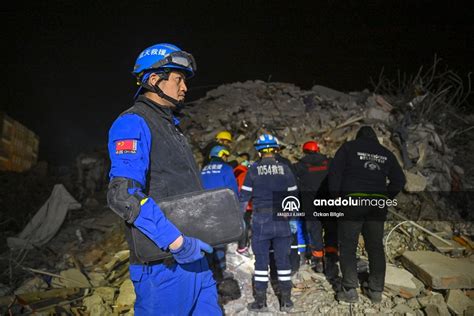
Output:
[328, 126, 405, 304]
[294, 141, 337, 275]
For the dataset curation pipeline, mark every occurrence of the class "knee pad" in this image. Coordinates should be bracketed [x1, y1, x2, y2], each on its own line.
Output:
[107, 177, 144, 224]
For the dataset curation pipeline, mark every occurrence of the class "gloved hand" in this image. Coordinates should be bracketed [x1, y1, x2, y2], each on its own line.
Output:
[170, 235, 213, 264]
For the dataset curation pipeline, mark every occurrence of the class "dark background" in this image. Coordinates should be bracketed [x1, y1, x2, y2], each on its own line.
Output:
[1, 1, 473, 165]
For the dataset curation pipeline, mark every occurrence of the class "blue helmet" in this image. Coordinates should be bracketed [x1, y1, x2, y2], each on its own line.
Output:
[132, 43, 196, 81]
[254, 134, 280, 151]
[209, 145, 230, 158]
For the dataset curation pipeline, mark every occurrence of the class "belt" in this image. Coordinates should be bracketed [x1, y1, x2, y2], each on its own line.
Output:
[131, 256, 176, 266]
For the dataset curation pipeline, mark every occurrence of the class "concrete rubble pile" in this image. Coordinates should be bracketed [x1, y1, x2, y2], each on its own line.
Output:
[184, 80, 473, 245]
[185, 81, 474, 314]
[0, 224, 135, 315]
[1, 81, 473, 315]
[185, 80, 467, 192]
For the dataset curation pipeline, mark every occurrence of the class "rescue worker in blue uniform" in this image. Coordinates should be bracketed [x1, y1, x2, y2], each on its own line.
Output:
[201, 145, 239, 281]
[240, 134, 298, 312]
[202, 131, 233, 168]
[107, 43, 221, 315]
[291, 218, 310, 271]
[201, 145, 239, 195]
[295, 219, 309, 260]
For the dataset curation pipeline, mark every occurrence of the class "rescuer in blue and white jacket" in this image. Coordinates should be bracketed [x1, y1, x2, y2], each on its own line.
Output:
[200, 145, 239, 281]
[240, 134, 298, 313]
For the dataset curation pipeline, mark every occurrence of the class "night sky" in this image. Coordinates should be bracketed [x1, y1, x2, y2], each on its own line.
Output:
[1, 1, 473, 165]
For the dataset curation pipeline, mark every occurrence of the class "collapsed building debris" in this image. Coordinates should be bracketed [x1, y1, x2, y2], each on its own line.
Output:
[1, 72, 473, 314]
[7, 184, 81, 250]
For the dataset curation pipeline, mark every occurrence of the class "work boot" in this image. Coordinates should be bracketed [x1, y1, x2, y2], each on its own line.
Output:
[311, 256, 324, 273]
[248, 290, 268, 312]
[336, 287, 359, 303]
[363, 287, 382, 304]
[280, 289, 294, 312]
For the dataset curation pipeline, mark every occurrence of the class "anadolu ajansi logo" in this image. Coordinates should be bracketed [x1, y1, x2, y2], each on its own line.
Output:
[281, 196, 300, 212]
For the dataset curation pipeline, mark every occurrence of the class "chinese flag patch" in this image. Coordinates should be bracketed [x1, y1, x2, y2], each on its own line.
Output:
[115, 139, 137, 154]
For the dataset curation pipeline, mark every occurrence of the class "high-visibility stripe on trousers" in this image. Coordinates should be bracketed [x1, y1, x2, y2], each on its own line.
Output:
[277, 269, 292, 282]
[254, 269, 269, 283]
[251, 213, 292, 291]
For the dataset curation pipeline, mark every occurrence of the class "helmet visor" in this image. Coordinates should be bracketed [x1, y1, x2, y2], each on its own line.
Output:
[150, 51, 197, 72]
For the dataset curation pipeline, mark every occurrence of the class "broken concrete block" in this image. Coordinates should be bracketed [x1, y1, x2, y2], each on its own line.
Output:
[466, 306, 474, 316]
[116, 279, 135, 310]
[103, 250, 130, 272]
[51, 268, 91, 288]
[384, 265, 424, 298]
[407, 142, 420, 160]
[423, 303, 450, 316]
[311, 85, 353, 102]
[393, 303, 415, 315]
[81, 248, 105, 267]
[404, 172, 427, 192]
[366, 107, 391, 122]
[401, 251, 474, 289]
[407, 297, 422, 310]
[88, 272, 107, 287]
[446, 290, 474, 315]
[83, 293, 112, 316]
[374, 95, 394, 112]
[14, 277, 48, 295]
[94, 287, 116, 305]
[418, 292, 450, 315]
[427, 235, 465, 253]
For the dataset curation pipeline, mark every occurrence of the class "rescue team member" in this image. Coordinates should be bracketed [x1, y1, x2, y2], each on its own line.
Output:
[201, 145, 239, 281]
[273, 146, 304, 274]
[202, 131, 233, 167]
[240, 134, 297, 312]
[293, 141, 337, 275]
[312, 177, 340, 282]
[107, 43, 221, 315]
[233, 154, 253, 257]
[288, 218, 308, 273]
[295, 218, 310, 268]
[328, 126, 405, 304]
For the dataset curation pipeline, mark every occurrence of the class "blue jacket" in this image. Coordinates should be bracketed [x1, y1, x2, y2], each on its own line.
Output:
[201, 158, 239, 196]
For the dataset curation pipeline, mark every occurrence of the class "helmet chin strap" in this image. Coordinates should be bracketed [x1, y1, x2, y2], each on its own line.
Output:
[140, 76, 185, 111]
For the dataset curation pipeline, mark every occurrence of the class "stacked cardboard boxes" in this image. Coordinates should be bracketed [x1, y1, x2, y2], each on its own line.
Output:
[0, 112, 39, 172]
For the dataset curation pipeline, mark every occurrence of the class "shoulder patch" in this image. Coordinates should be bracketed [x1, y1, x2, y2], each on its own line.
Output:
[115, 139, 137, 154]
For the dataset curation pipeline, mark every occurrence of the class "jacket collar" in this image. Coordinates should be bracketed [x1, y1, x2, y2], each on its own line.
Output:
[136, 95, 176, 124]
